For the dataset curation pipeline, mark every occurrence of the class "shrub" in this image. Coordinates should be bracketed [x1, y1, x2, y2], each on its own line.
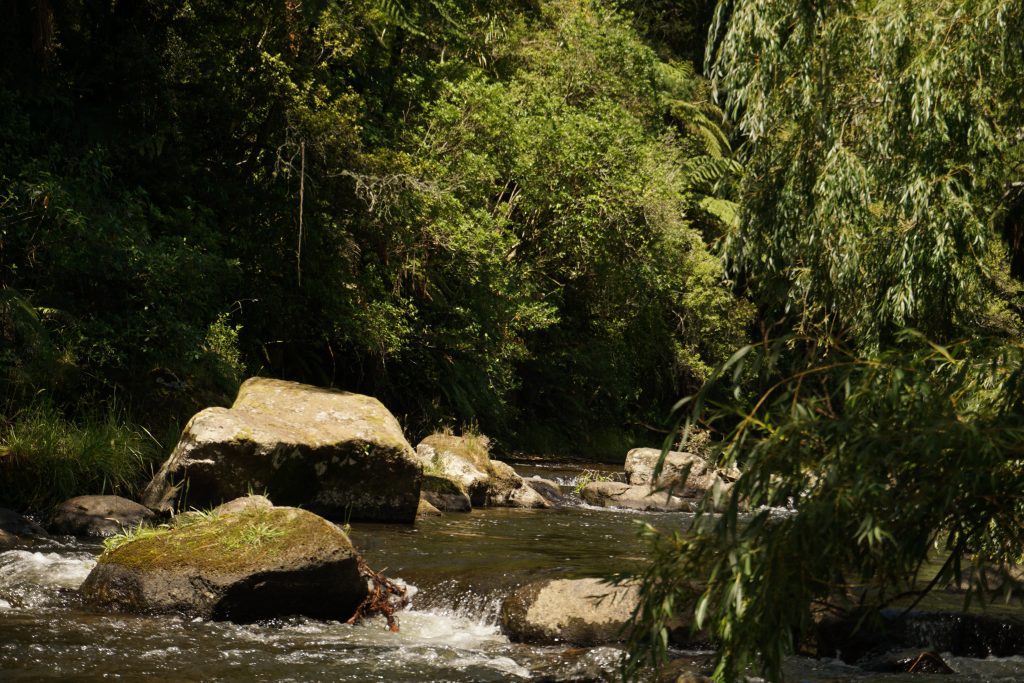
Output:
[0, 402, 159, 513]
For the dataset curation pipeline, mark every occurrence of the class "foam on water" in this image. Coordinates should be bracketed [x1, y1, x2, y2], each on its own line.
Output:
[0, 549, 96, 608]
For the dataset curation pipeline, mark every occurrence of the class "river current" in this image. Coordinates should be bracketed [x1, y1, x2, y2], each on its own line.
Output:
[3, 465, 1024, 681]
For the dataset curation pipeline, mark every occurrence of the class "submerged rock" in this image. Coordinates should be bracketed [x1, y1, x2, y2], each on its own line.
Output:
[525, 477, 568, 506]
[501, 578, 640, 645]
[141, 378, 422, 523]
[860, 649, 954, 674]
[80, 502, 367, 622]
[49, 495, 155, 538]
[415, 434, 549, 510]
[815, 608, 1024, 663]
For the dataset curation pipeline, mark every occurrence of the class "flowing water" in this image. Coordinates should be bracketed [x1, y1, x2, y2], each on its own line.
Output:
[3, 467, 1024, 681]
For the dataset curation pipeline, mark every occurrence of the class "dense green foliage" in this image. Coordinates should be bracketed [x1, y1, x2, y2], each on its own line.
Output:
[626, 1, 1024, 681]
[0, 0, 748, 485]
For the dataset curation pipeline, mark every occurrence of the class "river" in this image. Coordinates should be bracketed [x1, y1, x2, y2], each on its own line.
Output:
[2, 465, 1024, 681]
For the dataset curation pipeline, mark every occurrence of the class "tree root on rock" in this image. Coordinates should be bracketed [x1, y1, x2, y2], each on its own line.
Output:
[346, 558, 409, 632]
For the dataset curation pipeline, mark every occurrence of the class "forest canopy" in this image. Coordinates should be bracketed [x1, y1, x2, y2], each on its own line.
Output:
[0, 0, 746, 457]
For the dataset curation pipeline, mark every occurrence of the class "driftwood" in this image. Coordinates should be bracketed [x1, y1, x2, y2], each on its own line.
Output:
[345, 558, 409, 632]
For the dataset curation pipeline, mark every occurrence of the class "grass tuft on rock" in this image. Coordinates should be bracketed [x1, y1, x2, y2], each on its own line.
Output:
[99, 506, 350, 573]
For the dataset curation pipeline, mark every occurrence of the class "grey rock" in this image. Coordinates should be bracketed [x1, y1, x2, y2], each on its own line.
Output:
[415, 434, 549, 509]
[580, 481, 694, 512]
[141, 378, 422, 523]
[501, 578, 640, 645]
[50, 495, 155, 538]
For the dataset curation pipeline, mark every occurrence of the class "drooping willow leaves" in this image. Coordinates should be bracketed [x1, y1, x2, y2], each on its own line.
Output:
[626, 333, 1024, 682]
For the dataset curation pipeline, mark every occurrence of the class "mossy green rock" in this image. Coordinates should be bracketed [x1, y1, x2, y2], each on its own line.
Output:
[80, 504, 367, 622]
[141, 378, 422, 523]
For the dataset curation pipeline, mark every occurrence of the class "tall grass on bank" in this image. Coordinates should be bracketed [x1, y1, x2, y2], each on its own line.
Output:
[0, 402, 158, 513]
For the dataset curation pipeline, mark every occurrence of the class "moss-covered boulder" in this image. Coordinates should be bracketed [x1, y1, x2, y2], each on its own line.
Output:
[141, 378, 422, 523]
[415, 433, 548, 509]
[80, 503, 367, 622]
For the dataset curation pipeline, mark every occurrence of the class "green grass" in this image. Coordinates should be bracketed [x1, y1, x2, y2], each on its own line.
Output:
[572, 468, 615, 496]
[0, 401, 159, 513]
[99, 505, 344, 572]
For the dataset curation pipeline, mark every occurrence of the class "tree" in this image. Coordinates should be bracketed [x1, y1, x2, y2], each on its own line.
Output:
[627, 1, 1024, 680]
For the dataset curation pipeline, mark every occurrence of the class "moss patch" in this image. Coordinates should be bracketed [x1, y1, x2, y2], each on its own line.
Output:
[100, 506, 350, 574]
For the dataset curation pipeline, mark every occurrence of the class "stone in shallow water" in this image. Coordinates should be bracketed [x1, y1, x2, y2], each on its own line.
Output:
[141, 377, 422, 523]
[80, 503, 367, 622]
[501, 578, 640, 646]
[50, 495, 155, 538]
[420, 474, 471, 512]
[579, 481, 694, 512]
[414, 434, 550, 509]
[0, 508, 47, 549]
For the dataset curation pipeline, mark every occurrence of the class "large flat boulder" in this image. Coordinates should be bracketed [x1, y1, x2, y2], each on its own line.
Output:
[141, 378, 422, 523]
[80, 503, 367, 622]
[50, 495, 155, 538]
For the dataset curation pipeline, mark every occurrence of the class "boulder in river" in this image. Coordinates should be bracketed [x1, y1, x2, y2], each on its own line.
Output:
[581, 448, 739, 512]
[580, 481, 694, 512]
[501, 578, 641, 645]
[141, 377, 422, 523]
[415, 433, 549, 509]
[49, 495, 155, 538]
[420, 474, 472, 512]
[80, 501, 367, 622]
[625, 447, 739, 493]
[0, 508, 47, 549]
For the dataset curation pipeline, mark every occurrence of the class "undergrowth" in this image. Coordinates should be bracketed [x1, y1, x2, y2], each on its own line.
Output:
[0, 401, 159, 512]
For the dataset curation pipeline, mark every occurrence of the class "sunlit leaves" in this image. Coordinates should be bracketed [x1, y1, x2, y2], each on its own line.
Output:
[709, 0, 1024, 347]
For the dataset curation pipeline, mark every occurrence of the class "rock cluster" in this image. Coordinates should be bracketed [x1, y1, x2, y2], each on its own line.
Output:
[581, 448, 739, 512]
[413, 433, 560, 512]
